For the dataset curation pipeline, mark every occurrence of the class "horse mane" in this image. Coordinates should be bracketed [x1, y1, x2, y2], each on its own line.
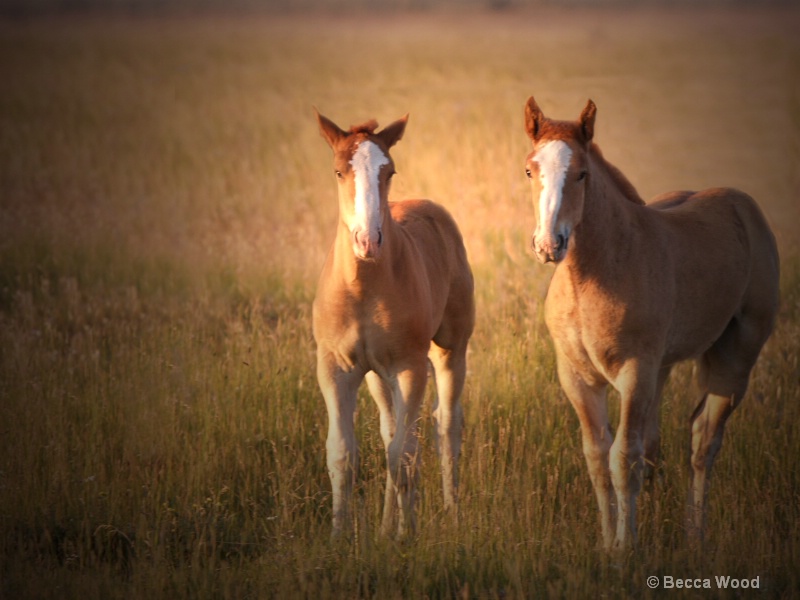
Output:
[349, 119, 379, 135]
[590, 143, 645, 205]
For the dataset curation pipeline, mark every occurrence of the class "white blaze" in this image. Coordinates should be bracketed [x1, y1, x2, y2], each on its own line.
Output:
[350, 140, 389, 235]
[534, 140, 572, 238]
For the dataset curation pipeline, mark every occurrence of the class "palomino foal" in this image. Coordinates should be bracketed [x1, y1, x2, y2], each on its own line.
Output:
[523, 96, 779, 550]
[313, 111, 475, 538]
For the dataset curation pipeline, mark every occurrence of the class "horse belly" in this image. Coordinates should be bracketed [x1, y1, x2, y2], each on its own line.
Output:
[671, 251, 751, 358]
[657, 191, 764, 360]
[664, 289, 744, 365]
[368, 305, 435, 369]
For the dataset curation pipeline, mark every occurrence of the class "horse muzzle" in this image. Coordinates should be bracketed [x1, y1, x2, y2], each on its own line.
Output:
[352, 227, 383, 260]
[532, 232, 568, 264]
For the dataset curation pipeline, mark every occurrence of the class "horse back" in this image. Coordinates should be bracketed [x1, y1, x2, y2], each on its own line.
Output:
[390, 199, 475, 344]
[650, 187, 777, 265]
[647, 190, 695, 211]
[390, 199, 472, 287]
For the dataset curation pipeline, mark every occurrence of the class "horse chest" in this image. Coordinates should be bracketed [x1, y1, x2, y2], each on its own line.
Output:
[551, 319, 613, 385]
[315, 288, 432, 376]
[545, 275, 630, 383]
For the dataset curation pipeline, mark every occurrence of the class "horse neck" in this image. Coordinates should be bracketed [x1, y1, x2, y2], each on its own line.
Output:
[565, 149, 641, 276]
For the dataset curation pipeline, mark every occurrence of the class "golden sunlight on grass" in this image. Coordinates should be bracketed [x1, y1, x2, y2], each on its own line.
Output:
[1, 6, 799, 598]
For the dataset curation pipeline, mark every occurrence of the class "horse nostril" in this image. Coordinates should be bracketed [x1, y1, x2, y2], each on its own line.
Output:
[556, 234, 566, 251]
[352, 228, 366, 249]
[377, 229, 383, 246]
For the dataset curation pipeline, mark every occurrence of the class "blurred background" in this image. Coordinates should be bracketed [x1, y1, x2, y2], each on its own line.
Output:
[1, 2, 799, 597]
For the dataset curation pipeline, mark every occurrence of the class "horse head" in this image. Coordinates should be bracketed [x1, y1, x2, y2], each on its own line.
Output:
[524, 96, 596, 264]
[316, 110, 408, 261]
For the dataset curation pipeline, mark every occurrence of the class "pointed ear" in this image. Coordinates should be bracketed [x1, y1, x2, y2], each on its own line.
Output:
[524, 96, 544, 142]
[314, 108, 346, 149]
[377, 114, 408, 149]
[579, 99, 597, 143]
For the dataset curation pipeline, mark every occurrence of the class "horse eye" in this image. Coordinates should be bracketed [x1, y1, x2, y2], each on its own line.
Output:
[577, 170, 587, 181]
[335, 170, 343, 179]
[525, 169, 532, 179]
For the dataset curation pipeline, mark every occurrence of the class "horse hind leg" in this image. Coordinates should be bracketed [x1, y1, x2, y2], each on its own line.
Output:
[688, 313, 771, 543]
[687, 389, 734, 545]
[429, 342, 467, 515]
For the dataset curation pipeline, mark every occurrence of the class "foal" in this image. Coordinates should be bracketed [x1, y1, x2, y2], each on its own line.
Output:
[313, 111, 475, 538]
[522, 96, 779, 550]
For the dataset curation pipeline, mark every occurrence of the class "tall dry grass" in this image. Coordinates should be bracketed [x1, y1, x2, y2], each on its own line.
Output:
[1, 8, 799, 598]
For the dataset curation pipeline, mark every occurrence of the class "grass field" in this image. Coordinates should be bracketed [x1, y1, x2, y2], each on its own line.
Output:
[1, 6, 800, 598]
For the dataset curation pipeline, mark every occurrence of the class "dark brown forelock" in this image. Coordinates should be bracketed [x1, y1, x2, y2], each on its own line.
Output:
[337, 122, 390, 164]
[537, 117, 582, 142]
[342, 120, 394, 160]
[349, 119, 379, 135]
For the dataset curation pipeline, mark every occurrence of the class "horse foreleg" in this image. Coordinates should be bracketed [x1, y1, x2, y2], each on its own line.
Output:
[557, 358, 616, 550]
[644, 366, 672, 480]
[365, 371, 399, 537]
[429, 343, 467, 514]
[387, 360, 428, 539]
[318, 353, 363, 538]
[611, 365, 658, 549]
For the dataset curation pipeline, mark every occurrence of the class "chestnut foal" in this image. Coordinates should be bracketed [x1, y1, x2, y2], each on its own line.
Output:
[313, 111, 475, 538]
[522, 95, 779, 550]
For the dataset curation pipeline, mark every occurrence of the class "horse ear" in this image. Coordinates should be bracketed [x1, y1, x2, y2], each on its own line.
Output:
[524, 96, 544, 142]
[315, 108, 346, 149]
[580, 99, 597, 143]
[377, 114, 408, 148]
